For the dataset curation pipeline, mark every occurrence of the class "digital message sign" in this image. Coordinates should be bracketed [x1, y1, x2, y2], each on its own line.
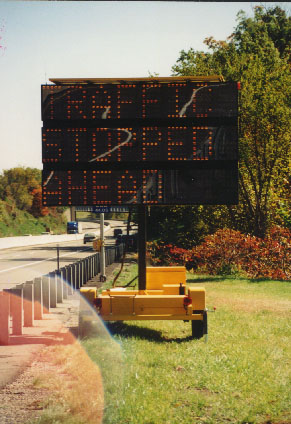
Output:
[42, 77, 238, 206]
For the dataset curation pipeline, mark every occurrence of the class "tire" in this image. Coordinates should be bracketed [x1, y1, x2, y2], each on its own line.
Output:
[191, 311, 208, 339]
[191, 320, 204, 339]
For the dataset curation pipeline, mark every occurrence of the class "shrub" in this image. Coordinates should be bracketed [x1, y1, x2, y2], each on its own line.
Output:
[148, 226, 291, 280]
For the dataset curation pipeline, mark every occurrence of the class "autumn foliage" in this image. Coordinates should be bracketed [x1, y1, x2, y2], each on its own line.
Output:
[148, 226, 291, 280]
[30, 187, 49, 217]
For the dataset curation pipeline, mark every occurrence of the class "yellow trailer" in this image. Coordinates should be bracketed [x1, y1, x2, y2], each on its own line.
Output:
[80, 266, 207, 339]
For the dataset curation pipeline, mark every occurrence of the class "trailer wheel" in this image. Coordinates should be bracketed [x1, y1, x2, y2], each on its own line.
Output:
[191, 311, 208, 339]
[191, 320, 204, 339]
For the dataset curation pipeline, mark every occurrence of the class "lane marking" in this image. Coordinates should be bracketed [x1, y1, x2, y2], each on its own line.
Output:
[0, 247, 92, 274]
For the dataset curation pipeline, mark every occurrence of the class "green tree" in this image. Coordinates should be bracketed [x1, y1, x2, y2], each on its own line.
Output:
[171, 5, 291, 238]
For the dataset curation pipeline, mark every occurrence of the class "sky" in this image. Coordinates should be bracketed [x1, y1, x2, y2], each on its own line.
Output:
[0, 1, 285, 173]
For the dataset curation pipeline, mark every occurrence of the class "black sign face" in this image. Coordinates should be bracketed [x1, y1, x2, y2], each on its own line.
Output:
[42, 125, 237, 163]
[42, 81, 238, 121]
[41, 78, 238, 206]
[42, 167, 237, 206]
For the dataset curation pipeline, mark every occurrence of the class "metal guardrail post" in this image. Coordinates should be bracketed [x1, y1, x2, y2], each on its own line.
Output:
[23, 281, 34, 327]
[80, 260, 85, 287]
[90, 256, 94, 279]
[93, 254, 96, 277]
[61, 268, 68, 299]
[87, 258, 91, 281]
[49, 272, 57, 308]
[11, 285, 24, 335]
[83, 259, 86, 285]
[42, 275, 50, 314]
[76, 261, 80, 290]
[33, 277, 43, 320]
[83, 259, 87, 283]
[71, 263, 76, 290]
[66, 266, 73, 295]
[96, 253, 100, 274]
[55, 270, 63, 303]
[0, 292, 10, 345]
[87, 257, 90, 281]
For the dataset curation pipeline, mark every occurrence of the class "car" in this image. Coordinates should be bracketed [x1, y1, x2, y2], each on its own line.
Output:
[115, 233, 137, 251]
[113, 228, 123, 237]
[83, 233, 97, 244]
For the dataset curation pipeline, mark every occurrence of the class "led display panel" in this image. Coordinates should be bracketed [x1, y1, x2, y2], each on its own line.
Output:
[42, 125, 237, 163]
[41, 77, 239, 206]
[42, 167, 238, 206]
[42, 81, 238, 121]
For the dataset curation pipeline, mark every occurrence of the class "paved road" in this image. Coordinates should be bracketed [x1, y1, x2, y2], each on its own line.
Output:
[0, 220, 126, 290]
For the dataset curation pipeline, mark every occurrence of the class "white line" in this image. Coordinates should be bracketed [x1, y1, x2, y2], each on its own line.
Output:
[0, 247, 92, 274]
[43, 170, 54, 187]
[179, 83, 222, 117]
[89, 128, 133, 162]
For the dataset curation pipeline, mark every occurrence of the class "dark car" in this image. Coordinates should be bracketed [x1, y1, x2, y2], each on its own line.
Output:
[83, 233, 96, 244]
[113, 228, 123, 237]
[115, 233, 137, 251]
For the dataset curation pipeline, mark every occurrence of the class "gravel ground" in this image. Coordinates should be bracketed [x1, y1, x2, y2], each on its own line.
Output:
[0, 260, 124, 424]
[0, 360, 60, 424]
[0, 297, 80, 424]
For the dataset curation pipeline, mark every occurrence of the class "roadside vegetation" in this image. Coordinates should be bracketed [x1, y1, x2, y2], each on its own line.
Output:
[147, 5, 290, 248]
[0, 167, 67, 236]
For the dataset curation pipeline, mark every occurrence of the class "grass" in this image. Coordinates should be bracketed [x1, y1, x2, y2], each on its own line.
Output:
[30, 271, 291, 424]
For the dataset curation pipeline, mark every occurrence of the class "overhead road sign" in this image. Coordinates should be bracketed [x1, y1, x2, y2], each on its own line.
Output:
[75, 206, 129, 213]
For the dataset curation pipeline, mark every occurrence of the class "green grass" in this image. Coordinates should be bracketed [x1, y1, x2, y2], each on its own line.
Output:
[82, 273, 291, 424]
[30, 271, 291, 424]
[100, 262, 138, 292]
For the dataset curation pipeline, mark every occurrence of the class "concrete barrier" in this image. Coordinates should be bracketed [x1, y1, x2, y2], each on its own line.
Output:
[42, 275, 50, 314]
[34, 277, 43, 320]
[10, 286, 23, 335]
[23, 282, 34, 327]
[55, 270, 63, 303]
[49, 272, 57, 308]
[0, 224, 111, 250]
[0, 243, 125, 345]
[0, 292, 10, 345]
[60, 268, 68, 300]
[66, 266, 73, 295]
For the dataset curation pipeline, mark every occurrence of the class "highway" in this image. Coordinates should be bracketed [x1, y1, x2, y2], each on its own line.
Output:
[0, 220, 126, 290]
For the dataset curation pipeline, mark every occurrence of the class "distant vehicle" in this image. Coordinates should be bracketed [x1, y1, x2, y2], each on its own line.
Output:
[83, 233, 97, 244]
[67, 221, 83, 234]
[115, 233, 137, 251]
[113, 228, 123, 237]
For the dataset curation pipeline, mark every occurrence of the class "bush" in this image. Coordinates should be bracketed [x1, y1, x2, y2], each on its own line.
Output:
[148, 226, 291, 280]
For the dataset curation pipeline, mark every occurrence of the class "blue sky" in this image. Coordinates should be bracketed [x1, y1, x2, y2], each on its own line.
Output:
[0, 1, 285, 173]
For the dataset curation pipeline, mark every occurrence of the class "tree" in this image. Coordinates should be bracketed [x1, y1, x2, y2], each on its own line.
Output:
[171, 5, 291, 238]
[0, 167, 41, 211]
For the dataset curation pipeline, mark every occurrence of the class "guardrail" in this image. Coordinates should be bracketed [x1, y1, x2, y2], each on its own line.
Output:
[0, 244, 124, 345]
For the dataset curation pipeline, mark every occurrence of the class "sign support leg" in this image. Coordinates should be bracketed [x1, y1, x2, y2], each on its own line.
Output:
[100, 213, 106, 282]
[138, 205, 147, 291]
